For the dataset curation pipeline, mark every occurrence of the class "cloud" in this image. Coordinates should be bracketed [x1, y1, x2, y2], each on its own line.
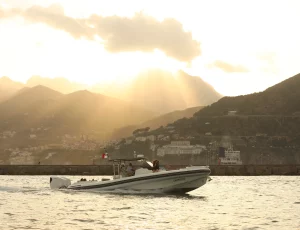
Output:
[22, 4, 94, 39]
[211, 60, 248, 73]
[0, 4, 200, 62]
[0, 6, 21, 18]
[89, 14, 200, 62]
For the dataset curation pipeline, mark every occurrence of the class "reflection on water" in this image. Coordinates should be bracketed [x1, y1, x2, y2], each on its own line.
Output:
[0, 176, 300, 230]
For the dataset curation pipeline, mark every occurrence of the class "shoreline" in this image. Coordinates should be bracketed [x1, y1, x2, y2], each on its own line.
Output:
[0, 164, 299, 176]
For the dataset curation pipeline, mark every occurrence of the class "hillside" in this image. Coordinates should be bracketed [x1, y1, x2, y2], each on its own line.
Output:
[195, 73, 300, 117]
[50, 90, 156, 133]
[0, 85, 62, 116]
[155, 73, 300, 138]
[110, 74, 300, 165]
[0, 85, 63, 131]
[111, 106, 204, 139]
[143, 106, 204, 129]
[0, 77, 25, 102]
[0, 86, 155, 142]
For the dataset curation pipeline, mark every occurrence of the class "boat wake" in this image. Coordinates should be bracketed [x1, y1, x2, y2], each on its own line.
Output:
[0, 186, 42, 193]
[0, 186, 20, 192]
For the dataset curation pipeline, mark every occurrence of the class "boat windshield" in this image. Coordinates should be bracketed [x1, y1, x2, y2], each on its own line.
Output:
[109, 157, 146, 178]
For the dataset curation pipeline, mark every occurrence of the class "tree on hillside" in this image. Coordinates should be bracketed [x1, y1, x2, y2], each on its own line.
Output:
[132, 127, 150, 135]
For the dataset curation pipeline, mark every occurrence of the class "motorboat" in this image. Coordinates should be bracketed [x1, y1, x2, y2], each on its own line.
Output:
[50, 158, 211, 194]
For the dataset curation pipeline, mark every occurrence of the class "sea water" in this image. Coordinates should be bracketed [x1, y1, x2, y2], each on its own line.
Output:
[0, 176, 299, 230]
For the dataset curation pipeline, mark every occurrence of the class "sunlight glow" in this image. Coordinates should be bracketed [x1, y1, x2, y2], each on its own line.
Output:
[1, 0, 300, 95]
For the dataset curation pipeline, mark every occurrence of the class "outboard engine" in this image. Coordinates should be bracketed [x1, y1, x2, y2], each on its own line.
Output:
[50, 176, 71, 189]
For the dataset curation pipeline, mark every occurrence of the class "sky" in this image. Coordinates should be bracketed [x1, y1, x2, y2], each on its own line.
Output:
[0, 0, 300, 96]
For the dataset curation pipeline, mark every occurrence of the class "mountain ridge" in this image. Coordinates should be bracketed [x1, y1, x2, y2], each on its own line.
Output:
[0, 69, 222, 114]
[143, 73, 300, 139]
[194, 73, 300, 117]
[111, 105, 204, 139]
[0, 85, 155, 139]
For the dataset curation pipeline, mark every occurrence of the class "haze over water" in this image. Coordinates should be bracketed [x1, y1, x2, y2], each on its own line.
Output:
[0, 176, 299, 230]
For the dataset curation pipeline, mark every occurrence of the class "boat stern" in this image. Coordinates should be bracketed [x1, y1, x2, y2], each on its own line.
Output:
[50, 176, 71, 189]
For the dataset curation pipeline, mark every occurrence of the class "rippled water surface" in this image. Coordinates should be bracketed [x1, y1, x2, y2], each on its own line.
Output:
[0, 176, 299, 230]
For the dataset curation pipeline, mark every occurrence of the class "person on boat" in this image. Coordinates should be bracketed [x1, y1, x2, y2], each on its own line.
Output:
[126, 163, 135, 176]
[152, 160, 160, 172]
[120, 163, 127, 177]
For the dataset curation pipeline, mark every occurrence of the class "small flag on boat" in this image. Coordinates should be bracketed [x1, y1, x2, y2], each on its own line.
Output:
[102, 153, 108, 159]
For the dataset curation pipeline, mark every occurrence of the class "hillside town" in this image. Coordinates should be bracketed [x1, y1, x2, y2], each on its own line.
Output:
[1, 119, 300, 165]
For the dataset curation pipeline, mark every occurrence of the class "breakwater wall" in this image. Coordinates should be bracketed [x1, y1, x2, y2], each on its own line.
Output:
[0, 165, 300, 175]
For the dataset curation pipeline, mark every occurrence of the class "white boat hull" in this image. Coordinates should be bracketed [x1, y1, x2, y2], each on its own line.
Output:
[50, 166, 210, 194]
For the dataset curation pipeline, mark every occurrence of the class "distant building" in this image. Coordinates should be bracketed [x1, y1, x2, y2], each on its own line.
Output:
[228, 111, 237, 116]
[171, 141, 190, 146]
[3, 130, 16, 137]
[157, 134, 164, 140]
[218, 146, 242, 165]
[157, 141, 206, 157]
[135, 136, 146, 142]
[161, 136, 170, 141]
[171, 133, 180, 140]
[150, 144, 157, 151]
[125, 139, 133, 144]
[256, 133, 267, 137]
[29, 134, 37, 139]
[146, 135, 156, 141]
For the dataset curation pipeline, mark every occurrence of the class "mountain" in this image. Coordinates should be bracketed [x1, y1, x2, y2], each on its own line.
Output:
[146, 73, 300, 138]
[49, 90, 156, 134]
[194, 73, 300, 117]
[121, 69, 221, 114]
[0, 86, 155, 140]
[0, 76, 25, 102]
[2, 70, 221, 114]
[142, 105, 204, 129]
[26, 76, 87, 94]
[0, 85, 63, 131]
[108, 74, 300, 166]
[111, 106, 204, 139]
